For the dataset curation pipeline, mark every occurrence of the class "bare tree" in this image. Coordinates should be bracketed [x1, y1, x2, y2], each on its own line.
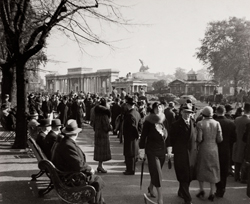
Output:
[0, 0, 128, 148]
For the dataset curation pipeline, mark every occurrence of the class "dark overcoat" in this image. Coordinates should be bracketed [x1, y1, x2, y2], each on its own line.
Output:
[93, 105, 112, 162]
[111, 102, 121, 130]
[44, 130, 58, 160]
[41, 101, 53, 118]
[57, 102, 69, 126]
[52, 137, 105, 191]
[71, 101, 86, 127]
[233, 115, 250, 163]
[215, 116, 236, 170]
[123, 108, 142, 157]
[36, 131, 47, 154]
[170, 117, 198, 182]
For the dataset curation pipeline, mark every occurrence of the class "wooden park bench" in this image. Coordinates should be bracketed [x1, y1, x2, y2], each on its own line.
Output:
[27, 137, 96, 203]
[39, 159, 96, 203]
[0, 129, 15, 141]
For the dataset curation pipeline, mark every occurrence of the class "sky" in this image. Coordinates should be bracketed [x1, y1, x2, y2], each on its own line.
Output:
[41, 0, 250, 79]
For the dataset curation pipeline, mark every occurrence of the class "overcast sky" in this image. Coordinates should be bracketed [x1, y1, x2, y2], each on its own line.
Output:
[41, 0, 250, 78]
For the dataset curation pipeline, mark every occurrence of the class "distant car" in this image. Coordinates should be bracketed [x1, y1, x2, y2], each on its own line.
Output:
[177, 95, 197, 105]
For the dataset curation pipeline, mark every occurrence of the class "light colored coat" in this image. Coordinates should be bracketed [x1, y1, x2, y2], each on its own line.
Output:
[232, 115, 250, 163]
[196, 117, 223, 183]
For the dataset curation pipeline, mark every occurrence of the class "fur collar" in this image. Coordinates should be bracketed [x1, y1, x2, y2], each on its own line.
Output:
[145, 112, 165, 124]
[95, 105, 110, 117]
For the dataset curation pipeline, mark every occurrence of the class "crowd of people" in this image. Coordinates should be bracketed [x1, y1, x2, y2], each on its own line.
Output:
[0, 87, 250, 204]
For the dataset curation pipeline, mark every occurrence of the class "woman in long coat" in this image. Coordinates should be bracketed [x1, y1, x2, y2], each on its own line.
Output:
[196, 106, 223, 201]
[139, 102, 172, 204]
[93, 98, 112, 173]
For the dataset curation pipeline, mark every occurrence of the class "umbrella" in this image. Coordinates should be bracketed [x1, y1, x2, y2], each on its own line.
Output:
[140, 154, 146, 190]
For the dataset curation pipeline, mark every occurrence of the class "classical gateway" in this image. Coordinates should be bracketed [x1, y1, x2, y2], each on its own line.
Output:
[45, 67, 119, 95]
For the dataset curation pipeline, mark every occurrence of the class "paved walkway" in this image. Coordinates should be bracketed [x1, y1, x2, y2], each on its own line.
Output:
[0, 125, 249, 204]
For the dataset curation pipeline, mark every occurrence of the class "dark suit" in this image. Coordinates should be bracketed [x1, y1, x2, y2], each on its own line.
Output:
[123, 108, 142, 173]
[52, 137, 105, 203]
[36, 131, 47, 154]
[215, 116, 236, 196]
[71, 101, 86, 128]
[170, 117, 197, 203]
[164, 108, 175, 131]
[44, 130, 58, 160]
[57, 102, 69, 126]
[41, 101, 53, 118]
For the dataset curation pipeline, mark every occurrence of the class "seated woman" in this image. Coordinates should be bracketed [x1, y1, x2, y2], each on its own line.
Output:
[52, 119, 105, 204]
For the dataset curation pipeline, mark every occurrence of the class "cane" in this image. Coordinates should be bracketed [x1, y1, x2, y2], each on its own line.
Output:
[140, 154, 147, 190]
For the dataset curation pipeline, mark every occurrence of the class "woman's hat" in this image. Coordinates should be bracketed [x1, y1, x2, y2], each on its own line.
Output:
[61, 119, 82, 136]
[38, 119, 51, 127]
[51, 119, 62, 127]
[202, 106, 213, 117]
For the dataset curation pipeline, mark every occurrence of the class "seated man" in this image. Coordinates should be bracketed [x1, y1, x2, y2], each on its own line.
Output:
[44, 119, 62, 160]
[36, 119, 51, 153]
[52, 119, 105, 204]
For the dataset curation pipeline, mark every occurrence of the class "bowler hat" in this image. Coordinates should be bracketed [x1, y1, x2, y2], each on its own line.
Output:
[225, 104, 233, 112]
[39, 119, 51, 127]
[181, 103, 194, 113]
[51, 119, 62, 127]
[61, 119, 82, 136]
[126, 97, 136, 105]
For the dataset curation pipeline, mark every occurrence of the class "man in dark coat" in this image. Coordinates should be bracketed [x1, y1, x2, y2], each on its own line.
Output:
[71, 96, 86, 128]
[170, 103, 197, 204]
[215, 105, 236, 197]
[110, 98, 121, 135]
[122, 97, 142, 175]
[41, 95, 53, 119]
[36, 119, 51, 153]
[243, 122, 250, 198]
[44, 119, 62, 160]
[57, 96, 69, 126]
[52, 119, 105, 204]
[164, 101, 176, 131]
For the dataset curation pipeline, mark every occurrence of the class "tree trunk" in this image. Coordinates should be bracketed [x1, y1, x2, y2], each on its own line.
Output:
[1, 66, 14, 103]
[234, 77, 238, 96]
[12, 60, 27, 149]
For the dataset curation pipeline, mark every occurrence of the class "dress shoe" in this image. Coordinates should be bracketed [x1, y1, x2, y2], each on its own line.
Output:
[208, 194, 215, 202]
[123, 171, 135, 175]
[196, 190, 205, 198]
[148, 187, 156, 198]
[178, 191, 184, 199]
[215, 192, 223, 198]
[97, 167, 107, 173]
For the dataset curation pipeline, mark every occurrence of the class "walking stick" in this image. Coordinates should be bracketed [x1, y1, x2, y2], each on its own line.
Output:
[140, 154, 146, 190]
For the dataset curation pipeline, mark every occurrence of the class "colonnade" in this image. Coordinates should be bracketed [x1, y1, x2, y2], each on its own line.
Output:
[46, 75, 110, 95]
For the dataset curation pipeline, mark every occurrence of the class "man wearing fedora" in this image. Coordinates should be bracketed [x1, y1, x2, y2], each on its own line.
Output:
[123, 97, 142, 175]
[170, 103, 198, 204]
[52, 119, 105, 204]
[36, 119, 51, 153]
[44, 119, 63, 160]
